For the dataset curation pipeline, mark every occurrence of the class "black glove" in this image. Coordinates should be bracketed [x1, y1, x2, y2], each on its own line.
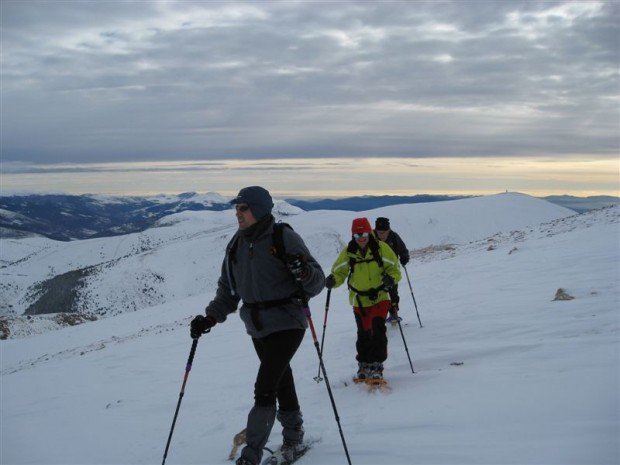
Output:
[400, 255, 409, 266]
[190, 314, 217, 339]
[325, 274, 336, 289]
[286, 254, 308, 281]
[381, 274, 395, 289]
[389, 303, 399, 317]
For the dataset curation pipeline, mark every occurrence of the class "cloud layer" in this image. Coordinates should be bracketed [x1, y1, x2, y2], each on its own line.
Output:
[3, 157, 618, 197]
[2, 1, 618, 163]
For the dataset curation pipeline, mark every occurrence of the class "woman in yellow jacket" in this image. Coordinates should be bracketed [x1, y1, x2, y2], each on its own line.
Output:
[325, 217, 401, 381]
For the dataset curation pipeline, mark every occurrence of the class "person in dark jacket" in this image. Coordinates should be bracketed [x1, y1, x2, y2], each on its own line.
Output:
[190, 186, 325, 465]
[374, 217, 409, 323]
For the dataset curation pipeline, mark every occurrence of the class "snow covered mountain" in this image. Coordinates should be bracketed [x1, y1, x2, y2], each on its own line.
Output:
[2, 192, 618, 464]
[2, 193, 570, 327]
[0, 192, 231, 241]
[286, 194, 472, 211]
[3, 192, 615, 243]
[541, 195, 619, 213]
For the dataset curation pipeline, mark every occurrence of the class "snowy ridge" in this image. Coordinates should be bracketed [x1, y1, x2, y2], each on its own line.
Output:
[2, 195, 618, 464]
[2, 194, 570, 326]
[411, 204, 619, 263]
[145, 191, 229, 205]
[0, 191, 234, 241]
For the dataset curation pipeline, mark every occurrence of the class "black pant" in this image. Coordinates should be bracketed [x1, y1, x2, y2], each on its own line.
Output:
[252, 329, 305, 410]
[354, 314, 388, 363]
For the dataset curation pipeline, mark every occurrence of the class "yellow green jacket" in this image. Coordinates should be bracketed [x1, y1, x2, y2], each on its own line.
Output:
[330, 236, 401, 307]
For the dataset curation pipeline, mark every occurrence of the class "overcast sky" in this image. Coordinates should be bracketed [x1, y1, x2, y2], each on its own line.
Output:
[2, 0, 618, 164]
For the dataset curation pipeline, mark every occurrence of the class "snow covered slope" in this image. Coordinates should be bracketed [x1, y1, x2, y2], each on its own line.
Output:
[1, 193, 572, 327]
[2, 197, 618, 464]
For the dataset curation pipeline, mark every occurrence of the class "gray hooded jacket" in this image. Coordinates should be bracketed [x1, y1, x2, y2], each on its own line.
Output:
[205, 216, 325, 338]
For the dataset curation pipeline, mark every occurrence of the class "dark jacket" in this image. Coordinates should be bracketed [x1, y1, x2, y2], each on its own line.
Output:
[377, 230, 409, 264]
[205, 216, 325, 338]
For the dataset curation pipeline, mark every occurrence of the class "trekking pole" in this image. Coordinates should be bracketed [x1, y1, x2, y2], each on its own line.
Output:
[395, 318, 415, 374]
[403, 266, 423, 328]
[162, 338, 199, 465]
[303, 300, 353, 465]
[287, 269, 352, 465]
[314, 288, 332, 383]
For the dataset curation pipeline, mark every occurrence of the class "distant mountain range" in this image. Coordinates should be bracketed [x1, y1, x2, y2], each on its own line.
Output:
[0, 192, 617, 241]
[287, 194, 619, 213]
[540, 195, 619, 213]
[0, 192, 230, 241]
[285, 194, 473, 211]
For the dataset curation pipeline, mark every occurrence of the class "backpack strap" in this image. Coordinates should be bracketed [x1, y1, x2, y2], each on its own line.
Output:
[346, 236, 384, 273]
[227, 222, 295, 297]
[271, 222, 293, 263]
[225, 234, 240, 297]
[368, 235, 384, 268]
[346, 235, 388, 311]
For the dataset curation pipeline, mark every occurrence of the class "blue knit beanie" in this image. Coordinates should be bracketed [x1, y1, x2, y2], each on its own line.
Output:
[230, 186, 274, 220]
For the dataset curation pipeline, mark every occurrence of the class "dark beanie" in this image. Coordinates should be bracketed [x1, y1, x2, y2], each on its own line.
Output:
[230, 186, 274, 220]
[375, 217, 390, 231]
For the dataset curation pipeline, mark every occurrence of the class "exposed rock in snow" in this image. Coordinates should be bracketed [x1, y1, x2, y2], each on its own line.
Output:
[553, 288, 575, 301]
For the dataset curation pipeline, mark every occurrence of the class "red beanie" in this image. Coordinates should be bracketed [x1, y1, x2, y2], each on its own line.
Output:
[351, 217, 372, 234]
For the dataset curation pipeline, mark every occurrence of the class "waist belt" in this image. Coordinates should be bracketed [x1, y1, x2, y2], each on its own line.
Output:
[244, 297, 300, 331]
[244, 297, 297, 310]
[348, 284, 385, 301]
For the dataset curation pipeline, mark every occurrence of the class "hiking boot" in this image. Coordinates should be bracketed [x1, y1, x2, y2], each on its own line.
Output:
[235, 457, 256, 465]
[386, 305, 401, 323]
[369, 362, 384, 380]
[356, 362, 370, 380]
[281, 438, 306, 462]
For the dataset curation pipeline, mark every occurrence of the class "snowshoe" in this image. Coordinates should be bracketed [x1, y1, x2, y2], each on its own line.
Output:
[236, 457, 256, 465]
[261, 439, 315, 465]
[386, 311, 402, 326]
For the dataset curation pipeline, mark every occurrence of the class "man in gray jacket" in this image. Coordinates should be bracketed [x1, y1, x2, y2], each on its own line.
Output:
[190, 186, 325, 465]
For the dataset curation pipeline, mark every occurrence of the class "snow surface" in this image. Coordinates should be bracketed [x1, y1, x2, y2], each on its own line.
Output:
[1, 194, 619, 464]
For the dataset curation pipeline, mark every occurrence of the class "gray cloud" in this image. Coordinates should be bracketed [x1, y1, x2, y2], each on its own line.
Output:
[2, 0, 618, 163]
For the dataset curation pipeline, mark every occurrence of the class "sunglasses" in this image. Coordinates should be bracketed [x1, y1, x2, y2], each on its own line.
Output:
[235, 205, 250, 212]
[353, 232, 369, 239]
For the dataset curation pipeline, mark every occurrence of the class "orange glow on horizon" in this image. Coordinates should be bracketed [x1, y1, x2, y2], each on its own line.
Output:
[2, 156, 618, 198]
